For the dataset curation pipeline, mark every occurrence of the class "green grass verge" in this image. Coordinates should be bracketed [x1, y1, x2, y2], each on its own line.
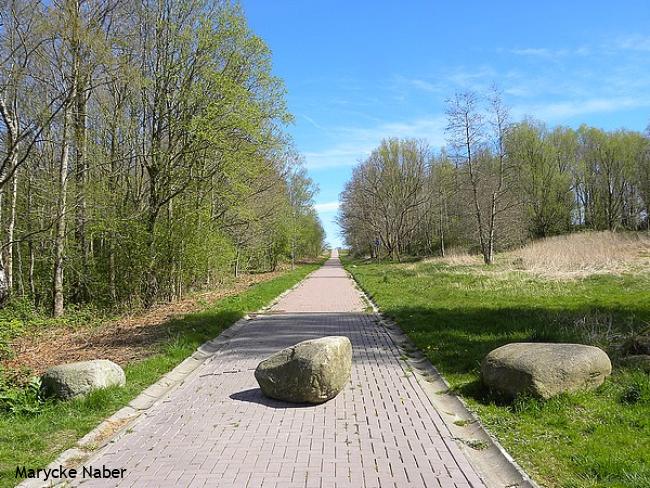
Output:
[2, 263, 321, 488]
[343, 257, 650, 488]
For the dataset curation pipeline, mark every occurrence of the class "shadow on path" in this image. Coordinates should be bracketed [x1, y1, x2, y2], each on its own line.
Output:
[229, 388, 316, 409]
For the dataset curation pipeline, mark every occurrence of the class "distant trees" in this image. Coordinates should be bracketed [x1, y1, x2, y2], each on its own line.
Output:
[340, 89, 650, 260]
[0, 0, 324, 314]
[338, 138, 428, 261]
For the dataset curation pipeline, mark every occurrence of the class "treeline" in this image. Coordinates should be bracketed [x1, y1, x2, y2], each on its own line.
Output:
[0, 0, 324, 315]
[339, 89, 650, 262]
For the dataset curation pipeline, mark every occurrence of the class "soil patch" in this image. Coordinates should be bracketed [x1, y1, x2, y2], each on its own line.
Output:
[3, 272, 282, 375]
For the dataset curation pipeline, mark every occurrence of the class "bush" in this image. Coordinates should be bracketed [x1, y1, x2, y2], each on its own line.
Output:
[0, 371, 44, 416]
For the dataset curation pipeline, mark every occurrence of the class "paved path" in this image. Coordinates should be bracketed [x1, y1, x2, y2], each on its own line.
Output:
[76, 253, 486, 488]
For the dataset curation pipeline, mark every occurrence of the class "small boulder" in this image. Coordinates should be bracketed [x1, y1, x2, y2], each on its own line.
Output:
[481, 343, 611, 400]
[620, 355, 650, 373]
[41, 359, 126, 400]
[255, 336, 352, 404]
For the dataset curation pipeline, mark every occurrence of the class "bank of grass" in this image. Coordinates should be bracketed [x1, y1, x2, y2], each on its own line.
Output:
[2, 262, 320, 488]
[343, 255, 650, 488]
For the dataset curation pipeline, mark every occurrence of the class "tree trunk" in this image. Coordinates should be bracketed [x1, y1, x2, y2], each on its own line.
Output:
[486, 192, 498, 265]
[0, 96, 19, 305]
[73, 82, 89, 302]
[4, 148, 18, 298]
[53, 0, 81, 317]
[143, 208, 158, 308]
[439, 194, 446, 258]
[0, 257, 7, 307]
[26, 172, 36, 299]
[108, 240, 117, 302]
[53, 106, 72, 317]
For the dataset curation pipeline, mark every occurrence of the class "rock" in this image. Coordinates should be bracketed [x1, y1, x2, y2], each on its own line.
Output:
[481, 343, 611, 400]
[41, 359, 126, 400]
[620, 355, 650, 373]
[255, 336, 352, 404]
[622, 334, 650, 355]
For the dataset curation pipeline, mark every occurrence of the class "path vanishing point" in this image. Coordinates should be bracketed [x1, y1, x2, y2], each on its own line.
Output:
[73, 250, 489, 488]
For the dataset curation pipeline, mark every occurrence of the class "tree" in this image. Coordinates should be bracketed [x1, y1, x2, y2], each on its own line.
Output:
[507, 120, 573, 237]
[445, 89, 513, 264]
[0, 0, 323, 316]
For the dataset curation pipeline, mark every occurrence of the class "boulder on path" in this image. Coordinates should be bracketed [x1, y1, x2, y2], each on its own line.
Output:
[255, 336, 352, 404]
[41, 359, 126, 400]
[481, 343, 611, 400]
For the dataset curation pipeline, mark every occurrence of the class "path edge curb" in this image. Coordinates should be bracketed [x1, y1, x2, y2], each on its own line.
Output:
[15, 263, 323, 488]
[345, 264, 541, 488]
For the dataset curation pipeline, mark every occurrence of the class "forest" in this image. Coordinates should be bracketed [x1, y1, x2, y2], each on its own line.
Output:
[339, 89, 650, 262]
[0, 0, 325, 317]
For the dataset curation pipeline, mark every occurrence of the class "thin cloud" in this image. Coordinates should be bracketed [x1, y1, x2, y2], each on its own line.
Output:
[510, 48, 558, 57]
[506, 46, 590, 59]
[303, 116, 447, 170]
[615, 35, 650, 52]
[392, 75, 443, 93]
[513, 96, 650, 121]
[303, 147, 371, 170]
[314, 201, 340, 212]
[301, 114, 326, 131]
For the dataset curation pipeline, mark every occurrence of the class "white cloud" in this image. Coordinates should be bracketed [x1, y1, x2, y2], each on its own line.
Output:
[392, 75, 443, 93]
[512, 96, 650, 122]
[300, 114, 326, 131]
[615, 35, 650, 52]
[314, 201, 340, 212]
[303, 115, 447, 170]
[410, 79, 440, 92]
[506, 46, 590, 59]
[510, 47, 557, 57]
[303, 146, 371, 170]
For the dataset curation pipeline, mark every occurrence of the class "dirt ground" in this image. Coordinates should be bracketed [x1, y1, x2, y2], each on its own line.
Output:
[3, 271, 282, 376]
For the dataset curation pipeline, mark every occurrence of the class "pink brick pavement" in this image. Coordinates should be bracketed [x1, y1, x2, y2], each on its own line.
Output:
[74, 254, 486, 488]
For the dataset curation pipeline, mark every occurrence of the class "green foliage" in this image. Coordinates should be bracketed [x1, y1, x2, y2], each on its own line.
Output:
[0, 373, 43, 416]
[0, 0, 324, 316]
[344, 256, 650, 488]
[0, 299, 42, 359]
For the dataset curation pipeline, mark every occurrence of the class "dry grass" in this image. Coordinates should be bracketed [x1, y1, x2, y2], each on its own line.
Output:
[506, 231, 650, 278]
[422, 248, 483, 266]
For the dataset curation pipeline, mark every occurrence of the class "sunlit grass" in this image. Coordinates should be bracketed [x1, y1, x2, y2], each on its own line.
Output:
[344, 255, 650, 488]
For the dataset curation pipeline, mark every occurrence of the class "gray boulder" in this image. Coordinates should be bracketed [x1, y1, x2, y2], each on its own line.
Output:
[255, 336, 352, 404]
[481, 343, 611, 400]
[41, 359, 126, 400]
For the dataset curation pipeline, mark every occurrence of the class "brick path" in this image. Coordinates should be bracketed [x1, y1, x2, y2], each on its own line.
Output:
[76, 253, 486, 488]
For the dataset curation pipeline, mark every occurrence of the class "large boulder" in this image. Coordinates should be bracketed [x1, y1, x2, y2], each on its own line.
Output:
[41, 359, 126, 400]
[255, 336, 352, 404]
[481, 343, 611, 400]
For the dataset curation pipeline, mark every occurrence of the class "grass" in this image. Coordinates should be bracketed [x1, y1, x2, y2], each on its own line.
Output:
[343, 255, 650, 488]
[2, 262, 320, 488]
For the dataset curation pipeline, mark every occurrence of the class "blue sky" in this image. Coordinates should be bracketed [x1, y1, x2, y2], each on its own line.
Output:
[241, 1, 650, 247]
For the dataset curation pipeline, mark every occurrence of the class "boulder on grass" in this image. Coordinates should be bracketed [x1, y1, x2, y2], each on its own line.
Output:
[481, 343, 611, 400]
[255, 336, 352, 404]
[41, 359, 126, 400]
